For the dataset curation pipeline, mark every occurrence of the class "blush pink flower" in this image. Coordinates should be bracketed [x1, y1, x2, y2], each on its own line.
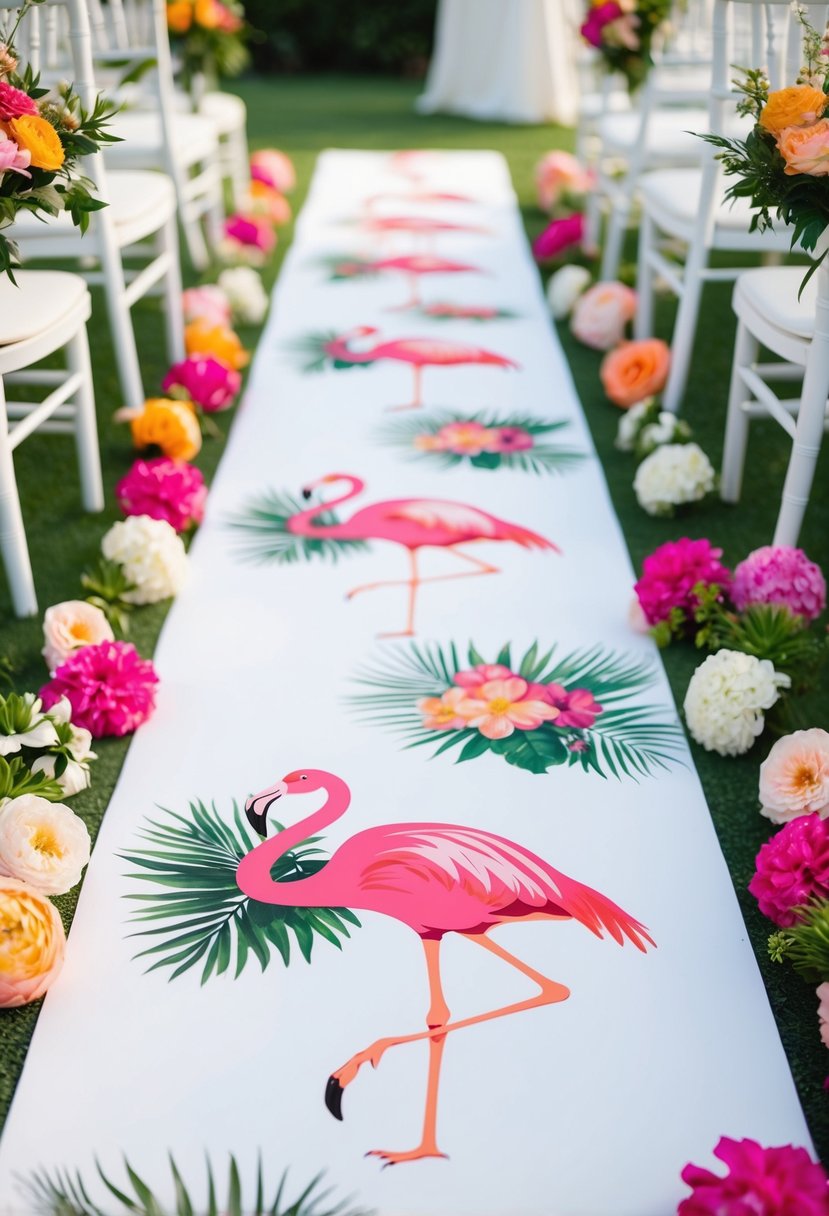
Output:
[581, 2, 624, 47]
[453, 664, 515, 689]
[224, 213, 276, 254]
[749, 814, 829, 926]
[535, 150, 593, 212]
[679, 1136, 829, 1215]
[818, 983, 829, 1050]
[0, 131, 30, 178]
[182, 284, 231, 328]
[635, 537, 732, 626]
[461, 677, 560, 740]
[0, 81, 38, 123]
[115, 457, 207, 533]
[532, 214, 585, 262]
[542, 684, 603, 729]
[435, 421, 499, 456]
[732, 545, 826, 622]
[250, 148, 296, 193]
[759, 728, 829, 824]
[492, 426, 534, 452]
[162, 355, 241, 413]
[571, 280, 638, 351]
[40, 641, 159, 738]
[418, 687, 474, 731]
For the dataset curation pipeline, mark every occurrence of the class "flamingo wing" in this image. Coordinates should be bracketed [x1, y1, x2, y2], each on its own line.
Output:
[386, 500, 501, 536]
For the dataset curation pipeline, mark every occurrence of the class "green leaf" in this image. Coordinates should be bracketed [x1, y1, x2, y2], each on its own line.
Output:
[489, 726, 569, 774]
[227, 488, 369, 565]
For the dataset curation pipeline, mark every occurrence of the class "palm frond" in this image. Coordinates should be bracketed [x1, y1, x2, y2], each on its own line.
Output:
[349, 639, 684, 780]
[226, 489, 369, 565]
[23, 1155, 372, 1216]
[318, 255, 379, 281]
[284, 330, 339, 373]
[121, 800, 360, 983]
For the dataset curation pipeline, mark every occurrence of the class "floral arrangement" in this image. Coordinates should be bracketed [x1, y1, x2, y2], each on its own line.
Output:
[532, 213, 586, 263]
[546, 264, 592, 319]
[581, 0, 672, 92]
[732, 545, 826, 622]
[162, 354, 241, 413]
[615, 396, 693, 458]
[600, 338, 670, 407]
[116, 458, 207, 534]
[350, 639, 683, 779]
[0, 4, 118, 276]
[165, 0, 249, 90]
[185, 319, 250, 370]
[125, 397, 203, 461]
[250, 148, 296, 195]
[0, 691, 96, 801]
[100, 516, 189, 606]
[220, 212, 276, 265]
[634, 538, 731, 637]
[217, 265, 269, 325]
[182, 283, 231, 327]
[41, 641, 158, 738]
[679, 1136, 829, 1214]
[683, 649, 790, 756]
[633, 442, 714, 516]
[378, 409, 587, 476]
[535, 151, 593, 214]
[246, 178, 292, 226]
[702, 9, 829, 283]
[572, 281, 637, 351]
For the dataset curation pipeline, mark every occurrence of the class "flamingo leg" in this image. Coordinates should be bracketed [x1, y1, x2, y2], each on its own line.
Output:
[386, 364, 423, 412]
[365, 939, 451, 1168]
[388, 273, 421, 312]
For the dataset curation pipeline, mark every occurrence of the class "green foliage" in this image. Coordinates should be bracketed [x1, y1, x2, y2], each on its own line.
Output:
[169, 1, 251, 90]
[350, 639, 684, 779]
[24, 1154, 371, 1216]
[377, 410, 588, 476]
[227, 489, 369, 564]
[769, 900, 829, 982]
[697, 601, 828, 686]
[121, 799, 360, 983]
[81, 557, 136, 635]
[286, 331, 369, 373]
[0, 754, 62, 802]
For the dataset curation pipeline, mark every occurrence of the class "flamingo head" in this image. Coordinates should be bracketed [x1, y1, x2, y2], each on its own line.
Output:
[301, 472, 357, 500]
[244, 779, 288, 837]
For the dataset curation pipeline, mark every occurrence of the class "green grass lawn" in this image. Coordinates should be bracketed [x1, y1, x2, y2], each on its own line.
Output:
[2, 72, 829, 1161]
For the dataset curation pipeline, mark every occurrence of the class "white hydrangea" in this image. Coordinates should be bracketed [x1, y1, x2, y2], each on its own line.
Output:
[638, 412, 691, 457]
[615, 399, 654, 452]
[633, 442, 715, 516]
[101, 515, 189, 605]
[546, 264, 591, 320]
[218, 266, 269, 326]
[683, 649, 790, 757]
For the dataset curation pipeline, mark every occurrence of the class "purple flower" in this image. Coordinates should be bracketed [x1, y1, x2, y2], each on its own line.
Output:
[162, 355, 241, 413]
[732, 545, 826, 622]
[749, 815, 829, 927]
[679, 1136, 829, 1214]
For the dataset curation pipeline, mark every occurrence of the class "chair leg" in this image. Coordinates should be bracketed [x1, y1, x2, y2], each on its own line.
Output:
[67, 324, 104, 513]
[661, 248, 708, 415]
[161, 215, 186, 364]
[0, 379, 37, 617]
[227, 124, 250, 210]
[634, 211, 655, 340]
[101, 264, 145, 410]
[600, 195, 630, 282]
[720, 320, 758, 504]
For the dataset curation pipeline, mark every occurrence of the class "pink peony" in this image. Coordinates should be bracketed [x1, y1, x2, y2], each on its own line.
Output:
[250, 148, 296, 193]
[749, 814, 829, 926]
[581, 1, 624, 47]
[541, 684, 603, 729]
[571, 280, 637, 351]
[492, 427, 534, 452]
[635, 537, 731, 626]
[453, 664, 515, 689]
[0, 81, 38, 123]
[532, 214, 585, 262]
[182, 284, 231, 328]
[0, 131, 30, 177]
[818, 983, 829, 1050]
[40, 641, 159, 738]
[224, 213, 276, 254]
[535, 150, 593, 212]
[759, 728, 829, 824]
[115, 457, 207, 533]
[731, 545, 826, 621]
[679, 1136, 829, 1215]
[162, 355, 241, 413]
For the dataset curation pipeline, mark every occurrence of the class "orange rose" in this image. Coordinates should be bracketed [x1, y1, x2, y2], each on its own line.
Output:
[167, 0, 194, 33]
[8, 113, 64, 171]
[130, 397, 202, 461]
[194, 0, 222, 28]
[759, 86, 828, 136]
[777, 118, 829, 176]
[0, 877, 66, 1008]
[600, 339, 671, 408]
[185, 320, 249, 370]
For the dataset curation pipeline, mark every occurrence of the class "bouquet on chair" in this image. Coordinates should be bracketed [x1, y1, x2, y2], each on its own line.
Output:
[0, 6, 118, 279]
[166, 0, 250, 91]
[702, 7, 829, 288]
[580, 0, 672, 91]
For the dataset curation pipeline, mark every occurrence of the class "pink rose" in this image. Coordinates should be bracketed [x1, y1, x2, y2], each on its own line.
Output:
[535, 151, 593, 212]
[453, 663, 515, 689]
[224, 213, 276, 254]
[571, 280, 638, 351]
[182, 285, 231, 328]
[0, 131, 30, 178]
[532, 214, 585, 262]
[250, 148, 296, 193]
[759, 728, 829, 823]
[42, 600, 114, 674]
[162, 355, 241, 412]
[0, 81, 38, 123]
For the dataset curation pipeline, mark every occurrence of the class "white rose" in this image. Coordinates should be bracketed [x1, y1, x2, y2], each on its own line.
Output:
[633, 442, 715, 516]
[546, 265, 591, 320]
[0, 794, 91, 895]
[638, 413, 679, 453]
[218, 266, 269, 326]
[683, 649, 790, 757]
[615, 398, 653, 452]
[42, 600, 114, 674]
[0, 693, 59, 756]
[101, 515, 189, 605]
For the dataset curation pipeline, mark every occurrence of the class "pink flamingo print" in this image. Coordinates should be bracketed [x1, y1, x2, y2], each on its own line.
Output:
[322, 325, 518, 410]
[236, 769, 654, 1167]
[330, 254, 484, 310]
[288, 473, 558, 637]
[362, 215, 490, 238]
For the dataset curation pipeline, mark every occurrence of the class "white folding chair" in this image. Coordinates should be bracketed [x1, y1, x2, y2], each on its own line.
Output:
[0, 272, 103, 617]
[634, 0, 810, 414]
[721, 263, 829, 545]
[8, 0, 185, 410]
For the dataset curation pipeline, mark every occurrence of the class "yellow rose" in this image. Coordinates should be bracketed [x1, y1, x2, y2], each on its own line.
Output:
[759, 85, 828, 136]
[8, 113, 65, 171]
[0, 877, 66, 1008]
[130, 397, 202, 461]
[777, 118, 829, 176]
[185, 320, 250, 370]
[167, 0, 194, 33]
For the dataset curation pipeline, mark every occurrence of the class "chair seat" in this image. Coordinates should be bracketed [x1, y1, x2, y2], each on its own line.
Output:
[105, 110, 218, 166]
[0, 271, 87, 346]
[199, 90, 246, 135]
[11, 170, 176, 246]
[599, 108, 710, 158]
[735, 267, 816, 339]
[579, 90, 631, 120]
[640, 168, 793, 246]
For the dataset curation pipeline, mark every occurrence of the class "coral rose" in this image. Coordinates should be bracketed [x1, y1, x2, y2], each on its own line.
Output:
[535, 151, 592, 212]
[8, 114, 64, 171]
[777, 118, 829, 176]
[759, 728, 829, 823]
[185, 321, 249, 370]
[167, 0, 194, 32]
[571, 280, 637, 350]
[600, 338, 670, 407]
[130, 397, 202, 461]
[760, 85, 828, 136]
[0, 795, 90, 896]
[42, 599, 114, 674]
[0, 877, 65, 1008]
[250, 148, 296, 193]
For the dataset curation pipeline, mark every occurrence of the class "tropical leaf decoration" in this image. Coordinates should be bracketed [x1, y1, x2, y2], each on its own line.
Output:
[24, 1154, 371, 1216]
[286, 330, 369, 373]
[319, 255, 381, 282]
[121, 799, 360, 983]
[377, 409, 588, 475]
[226, 489, 369, 565]
[350, 639, 684, 780]
[414, 303, 516, 322]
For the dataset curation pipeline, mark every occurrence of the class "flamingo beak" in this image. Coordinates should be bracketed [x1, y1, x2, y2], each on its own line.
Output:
[301, 486, 312, 500]
[244, 782, 287, 837]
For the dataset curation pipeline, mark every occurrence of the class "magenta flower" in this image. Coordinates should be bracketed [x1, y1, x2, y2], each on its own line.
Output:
[732, 545, 826, 622]
[679, 1136, 829, 1215]
[0, 81, 38, 122]
[532, 214, 585, 262]
[40, 641, 159, 738]
[115, 457, 207, 533]
[224, 213, 276, 254]
[493, 426, 534, 452]
[635, 537, 731, 627]
[580, 1, 624, 47]
[162, 355, 241, 413]
[749, 815, 829, 927]
[0, 132, 30, 178]
[542, 684, 603, 729]
[250, 149, 296, 193]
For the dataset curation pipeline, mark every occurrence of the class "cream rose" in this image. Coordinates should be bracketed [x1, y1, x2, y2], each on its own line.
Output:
[42, 599, 114, 674]
[101, 515, 189, 605]
[571, 281, 637, 351]
[0, 794, 91, 895]
[547, 264, 592, 320]
[218, 266, 269, 325]
[0, 876, 65, 1007]
[759, 728, 829, 823]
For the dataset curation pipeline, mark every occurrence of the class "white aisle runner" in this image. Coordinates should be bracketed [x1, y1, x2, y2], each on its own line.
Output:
[0, 152, 812, 1216]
